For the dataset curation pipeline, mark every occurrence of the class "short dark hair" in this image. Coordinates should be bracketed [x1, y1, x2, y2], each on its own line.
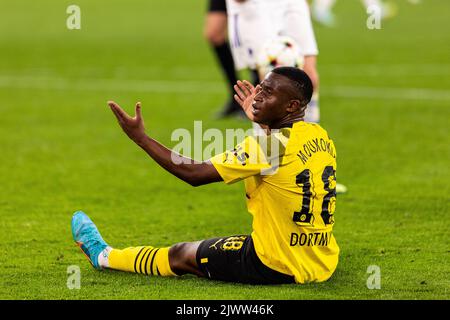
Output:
[271, 66, 313, 107]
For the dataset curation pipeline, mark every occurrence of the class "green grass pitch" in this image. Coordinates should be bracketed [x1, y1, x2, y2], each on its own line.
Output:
[0, 0, 448, 299]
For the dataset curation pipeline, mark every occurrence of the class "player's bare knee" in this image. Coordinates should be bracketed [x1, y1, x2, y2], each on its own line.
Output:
[168, 242, 197, 273]
[169, 242, 187, 263]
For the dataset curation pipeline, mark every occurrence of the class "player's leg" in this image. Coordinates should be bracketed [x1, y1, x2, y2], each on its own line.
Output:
[71, 211, 294, 283]
[71, 211, 204, 277]
[106, 241, 205, 277]
[283, 0, 320, 123]
[303, 55, 320, 123]
[204, 0, 241, 118]
[106, 236, 294, 283]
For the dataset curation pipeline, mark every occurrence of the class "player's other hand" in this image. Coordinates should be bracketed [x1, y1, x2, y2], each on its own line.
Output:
[233, 80, 259, 122]
[108, 101, 146, 144]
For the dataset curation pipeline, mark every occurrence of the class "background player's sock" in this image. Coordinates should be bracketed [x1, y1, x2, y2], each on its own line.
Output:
[250, 69, 260, 86]
[101, 246, 176, 276]
[304, 92, 320, 123]
[213, 42, 242, 117]
[213, 42, 239, 100]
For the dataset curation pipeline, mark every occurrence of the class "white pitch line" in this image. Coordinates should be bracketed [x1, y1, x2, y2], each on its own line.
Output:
[0, 75, 449, 101]
[321, 64, 450, 77]
[3, 63, 449, 80]
[0, 75, 225, 94]
[326, 86, 450, 101]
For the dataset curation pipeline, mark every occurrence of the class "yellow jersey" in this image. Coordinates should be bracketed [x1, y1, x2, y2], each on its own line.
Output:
[209, 121, 339, 283]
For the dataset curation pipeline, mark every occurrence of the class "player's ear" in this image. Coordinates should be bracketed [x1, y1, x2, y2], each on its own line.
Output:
[286, 99, 301, 113]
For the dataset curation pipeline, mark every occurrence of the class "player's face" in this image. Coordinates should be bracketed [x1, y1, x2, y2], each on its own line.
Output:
[252, 73, 293, 125]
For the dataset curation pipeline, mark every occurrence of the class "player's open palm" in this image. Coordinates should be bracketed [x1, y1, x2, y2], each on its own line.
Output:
[108, 101, 146, 143]
[233, 80, 259, 121]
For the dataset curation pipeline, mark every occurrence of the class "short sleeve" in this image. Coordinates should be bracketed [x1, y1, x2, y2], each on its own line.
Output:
[209, 136, 272, 184]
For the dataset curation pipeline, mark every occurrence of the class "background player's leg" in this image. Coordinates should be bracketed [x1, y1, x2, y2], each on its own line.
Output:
[303, 55, 320, 124]
[283, 1, 319, 122]
[250, 69, 260, 86]
[204, 2, 241, 118]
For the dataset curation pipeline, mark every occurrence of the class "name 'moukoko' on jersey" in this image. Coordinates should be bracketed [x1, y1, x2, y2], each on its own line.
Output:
[209, 122, 339, 283]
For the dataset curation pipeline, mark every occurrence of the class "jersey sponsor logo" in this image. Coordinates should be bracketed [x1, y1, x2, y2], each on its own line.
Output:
[296, 138, 336, 165]
[289, 231, 331, 247]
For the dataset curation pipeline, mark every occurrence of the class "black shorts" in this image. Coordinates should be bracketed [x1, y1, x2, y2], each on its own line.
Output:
[196, 235, 295, 284]
[208, 0, 227, 13]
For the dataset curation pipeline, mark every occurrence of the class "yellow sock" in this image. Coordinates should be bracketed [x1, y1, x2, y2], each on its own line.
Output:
[107, 246, 176, 276]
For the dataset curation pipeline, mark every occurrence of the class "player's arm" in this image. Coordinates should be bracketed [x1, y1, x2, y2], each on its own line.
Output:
[108, 101, 222, 187]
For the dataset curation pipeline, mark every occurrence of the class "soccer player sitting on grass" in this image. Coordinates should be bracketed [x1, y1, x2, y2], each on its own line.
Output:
[71, 67, 340, 284]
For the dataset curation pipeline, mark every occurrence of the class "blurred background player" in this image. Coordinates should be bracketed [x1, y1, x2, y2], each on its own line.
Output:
[226, 0, 321, 124]
[311, 0, 398, 27]
[204, 0, 243, 118]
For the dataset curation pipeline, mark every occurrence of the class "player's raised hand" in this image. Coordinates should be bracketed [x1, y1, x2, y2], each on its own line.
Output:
[108, 101, 146, 144]
[233, 80, 259, 121]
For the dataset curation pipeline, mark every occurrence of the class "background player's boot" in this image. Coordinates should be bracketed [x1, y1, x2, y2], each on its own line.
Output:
[215, 98, 245, 119]
[312, 9, 336, 27]
[336, 183, 348, 194]
[71, 211, 108, 270]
